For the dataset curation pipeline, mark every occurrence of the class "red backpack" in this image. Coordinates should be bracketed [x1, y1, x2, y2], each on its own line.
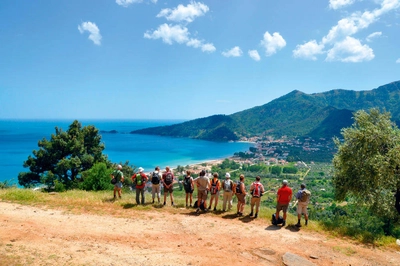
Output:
[252, 182, 262, 197]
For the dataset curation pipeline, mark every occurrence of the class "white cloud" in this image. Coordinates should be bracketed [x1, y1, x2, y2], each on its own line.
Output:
[144, 24, 189, 44]
[157, 1, 209, 23]
[293, 40, 325, 60]
[222, 46, 243, 57]
[144, 25, 214, 53]
[186, 38, 216, 53]
[366, 31, 382, 42]
[151, 0, 157, 3]
[78, 22, 102, 45]
[326, 36, 374, 62]
[248, 50, 260, 61]
[396, 58, 400, 63]
[329, 0, 356, 10]
[260, 31, 286, 56]
[295, 0, 400, 62]
[116, 0, 142, 7]
[201, 43, 216, 53]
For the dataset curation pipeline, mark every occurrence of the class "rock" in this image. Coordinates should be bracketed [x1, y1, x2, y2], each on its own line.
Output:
[282, 252, 316, 266]
[396, 239, 400, 246]
[309, 255, 319, 259]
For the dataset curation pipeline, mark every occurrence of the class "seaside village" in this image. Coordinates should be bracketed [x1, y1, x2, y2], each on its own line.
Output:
[166, 135, 336, 178]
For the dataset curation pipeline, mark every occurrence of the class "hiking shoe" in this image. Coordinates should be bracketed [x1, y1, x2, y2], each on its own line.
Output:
[238, 212, 242, 217]
[163, 202, 166, 206]
[208, 206, 211, 210]
[295, 223, 302, 227]
[196, 208, 200, 214]
[254, 213, 258, 218]
[249, 212, 253, 217]
[171, 202, 174, 206]
[189, 204, 192, 207]
[213, 207, 217, 211]
[282, 220, 286, 226]
[152, 200, 155, 204]
[305, 220, 308, 226]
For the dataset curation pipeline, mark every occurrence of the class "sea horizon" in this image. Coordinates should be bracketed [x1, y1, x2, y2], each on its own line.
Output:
[0, 119, 254, 185]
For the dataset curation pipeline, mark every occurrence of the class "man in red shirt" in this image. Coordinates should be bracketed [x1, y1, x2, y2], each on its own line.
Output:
[275, 180, 292, 226]
[132, 167, 148, 205]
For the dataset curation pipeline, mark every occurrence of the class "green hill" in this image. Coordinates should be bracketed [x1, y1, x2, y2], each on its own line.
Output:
[132, 80, 400, 141]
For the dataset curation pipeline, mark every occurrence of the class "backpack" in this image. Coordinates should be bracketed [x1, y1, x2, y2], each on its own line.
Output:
[165, 172, 173, 185]
[210, 179, 219, 195]
[272, 213, 284, 225]
[300, 189, 311, 202]
[151, 172, 160, 185]
[235, 181, 242, 194]
[135, 173, 143, 186]
[183, 176, 192, 191]
[223, 180, 232, 192]
[252, 182, 262, 197]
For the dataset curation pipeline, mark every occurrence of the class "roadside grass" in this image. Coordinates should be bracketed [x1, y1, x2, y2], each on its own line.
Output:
[0, 188, 397, 247]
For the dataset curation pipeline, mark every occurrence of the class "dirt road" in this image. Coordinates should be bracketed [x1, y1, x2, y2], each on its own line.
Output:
[1, 201, 399, 265]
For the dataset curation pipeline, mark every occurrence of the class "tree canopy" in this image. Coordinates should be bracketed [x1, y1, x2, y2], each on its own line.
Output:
[18, 120, 109, 188]
[332, 109, 400, 218]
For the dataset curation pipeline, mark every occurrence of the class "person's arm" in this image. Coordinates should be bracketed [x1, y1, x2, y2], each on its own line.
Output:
[131, 174, 136, 183]
[250, 183, 254, 192]
[120, 172, 124, 182]
[241, 183, 246, 195]
[143, 173, 148, 182]
[190, 177, 194, 189]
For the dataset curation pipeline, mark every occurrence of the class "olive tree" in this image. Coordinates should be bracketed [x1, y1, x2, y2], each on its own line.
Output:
[18, 120, 109, 188]
[332, 109, 400, 218]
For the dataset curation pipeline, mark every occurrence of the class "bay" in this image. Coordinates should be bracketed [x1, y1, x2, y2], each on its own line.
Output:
[0, 119, 253, 184]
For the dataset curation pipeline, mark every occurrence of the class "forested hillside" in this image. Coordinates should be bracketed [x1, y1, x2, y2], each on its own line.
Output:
[132, 80, 400, 141]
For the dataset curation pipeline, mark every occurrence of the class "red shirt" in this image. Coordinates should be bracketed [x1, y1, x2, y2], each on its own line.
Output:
[277, 185, 292, 204]
[132, 173, 147, 189]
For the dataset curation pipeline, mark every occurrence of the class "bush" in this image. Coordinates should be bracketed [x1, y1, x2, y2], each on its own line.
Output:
[80, 163, 113, 191]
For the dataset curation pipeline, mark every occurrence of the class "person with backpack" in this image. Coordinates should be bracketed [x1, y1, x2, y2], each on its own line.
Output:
[150, 166, 162, 204]
[295, 183, 310, 227]
[249, 176, 265, 218]
[275, 180, 292, 226]
[111, 164, 124, 200]
[208, 172, 221, 211]
[235, 174, 246, 216]
[131, 167, 148, 205]
[162, 166, 175, 206]
[182, 170, 194, 207]
[193, 170, 210, 214]
[222, 173, 234, 212]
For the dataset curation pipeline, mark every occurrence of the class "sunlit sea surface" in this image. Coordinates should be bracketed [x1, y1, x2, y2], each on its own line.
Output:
[0, 119, 253, 184]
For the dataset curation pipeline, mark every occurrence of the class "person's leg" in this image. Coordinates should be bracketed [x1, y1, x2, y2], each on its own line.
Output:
[185, 192, 189, 206]
[255, 198, 260, 218]
[140, 188, 145, 204]
[240, 199, 245, 214]
[222, 192, 227, 211]
[203, 194, 208, 210]
[214, 193, 219, 210]
[228, 192, 233, 210]
[189, 192, 193, 206]
[209, 195, 214, 209]
[113, 187, 117, 199]
[156, 185, 160, 203]
[250, 197, 255, 216]
[151, 186, 156, 203]
[170, 190, 174, 205]
[163, 188, 167, 205]
[236, 195, 240, 214]
[136, 189, 140, 204]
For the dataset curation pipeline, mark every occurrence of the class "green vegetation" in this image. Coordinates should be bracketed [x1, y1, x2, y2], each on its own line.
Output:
[132, 81, 400, 141]
[17, 120, 136, 190]
[333, 109, 400, 218]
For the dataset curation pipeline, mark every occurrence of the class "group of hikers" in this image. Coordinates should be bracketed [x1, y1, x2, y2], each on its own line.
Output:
[111, 164, 311, 227]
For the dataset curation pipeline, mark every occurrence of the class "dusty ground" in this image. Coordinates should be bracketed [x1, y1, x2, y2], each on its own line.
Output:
[1, 201, 400, 266]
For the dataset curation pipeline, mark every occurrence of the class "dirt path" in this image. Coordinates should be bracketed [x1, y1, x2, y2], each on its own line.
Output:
[1, 202, 399, 266]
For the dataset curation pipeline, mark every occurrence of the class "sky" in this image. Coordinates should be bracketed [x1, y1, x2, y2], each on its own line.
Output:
[0, 0, 399, 120]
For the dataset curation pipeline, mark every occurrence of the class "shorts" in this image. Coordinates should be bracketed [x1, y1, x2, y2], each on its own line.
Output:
[184, 188, 194, 194]
[236, 193, 245, 204]
[198, 190, 208, 201]
[210, 191, 220, 199]
[276, 202, 289, 213]
[164, 186, 173, 193]
[297, 202, 308, 215]
[114, 182, 122, 189]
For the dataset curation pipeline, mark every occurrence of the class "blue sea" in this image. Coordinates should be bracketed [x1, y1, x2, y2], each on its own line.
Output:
[0, 119, 253, 184]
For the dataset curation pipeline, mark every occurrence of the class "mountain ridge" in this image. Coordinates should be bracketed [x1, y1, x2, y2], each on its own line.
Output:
[132, 80, 400, 141]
